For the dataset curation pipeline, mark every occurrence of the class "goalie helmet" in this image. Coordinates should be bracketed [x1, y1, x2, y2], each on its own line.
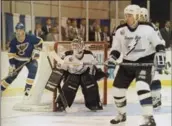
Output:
[140, 8, 149, 22]
[71, 36, 85, 58]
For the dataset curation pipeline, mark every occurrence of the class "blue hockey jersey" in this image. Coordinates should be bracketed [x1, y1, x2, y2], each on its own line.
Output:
[8, 34, 43, 64]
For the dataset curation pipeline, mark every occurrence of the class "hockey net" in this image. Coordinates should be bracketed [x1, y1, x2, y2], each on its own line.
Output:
[13, 41, 108, 112]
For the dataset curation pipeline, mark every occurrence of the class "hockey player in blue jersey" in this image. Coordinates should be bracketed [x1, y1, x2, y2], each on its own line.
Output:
[1, 22, 43, 97]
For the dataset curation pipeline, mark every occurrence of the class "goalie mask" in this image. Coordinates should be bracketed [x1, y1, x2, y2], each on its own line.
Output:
[71, 37, 85, 58]
[140, 8, 149, 22]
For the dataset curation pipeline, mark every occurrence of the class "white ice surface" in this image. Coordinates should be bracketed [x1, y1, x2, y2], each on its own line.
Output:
[1, 87, 171, 126]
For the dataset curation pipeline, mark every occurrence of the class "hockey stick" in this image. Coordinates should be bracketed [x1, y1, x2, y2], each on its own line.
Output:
[1, 60, 31, 81]
[47, 56, 72, 113]
[48, 51, 155, 67]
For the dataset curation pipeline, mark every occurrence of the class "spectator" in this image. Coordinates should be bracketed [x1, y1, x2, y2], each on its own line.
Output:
[101, 26, 110, 42]
[89, 19, 101, 33]
[42, 18, 52, 36]
[34, 23, 45, 40]
[95, 19, 101, 26]
[46, 27, 59, 41]
[65, 19, 72, 40]
[54, 17, 66, 41]
[160, 21, 172, 48]
[68, 19, 79, 41]
[79, 19, 86, 41]
[89, 24, 102, 42]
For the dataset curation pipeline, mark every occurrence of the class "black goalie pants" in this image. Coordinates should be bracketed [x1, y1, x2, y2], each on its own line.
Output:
[56, 70, 102, 110]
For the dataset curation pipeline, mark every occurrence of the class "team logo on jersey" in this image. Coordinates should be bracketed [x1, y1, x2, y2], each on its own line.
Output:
[17, 42, 29, 55]
[125, 35, 141, 56]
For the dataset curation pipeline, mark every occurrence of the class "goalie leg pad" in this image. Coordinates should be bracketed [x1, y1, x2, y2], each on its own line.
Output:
[56, 74, 80, 107]
[45, 68, 64, 92]
[80, 72, 102, 110]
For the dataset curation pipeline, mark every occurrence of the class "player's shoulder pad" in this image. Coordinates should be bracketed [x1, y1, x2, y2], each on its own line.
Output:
[115, 23, 127, 31]
[83, 50, 93, 55]
[139, 22, 158, 31]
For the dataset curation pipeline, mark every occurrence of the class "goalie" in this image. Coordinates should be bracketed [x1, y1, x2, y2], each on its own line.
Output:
[52, 37, 105, 111]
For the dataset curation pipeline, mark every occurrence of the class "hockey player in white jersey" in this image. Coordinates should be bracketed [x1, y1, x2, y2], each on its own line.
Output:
[140, 7, 165, 109]
[55, 37, 105, 111]
[108, 5, 165, 126]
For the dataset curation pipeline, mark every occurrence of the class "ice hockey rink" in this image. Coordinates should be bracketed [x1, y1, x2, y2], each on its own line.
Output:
[1, 49, 172, 126]
[1, 86, 171, 126]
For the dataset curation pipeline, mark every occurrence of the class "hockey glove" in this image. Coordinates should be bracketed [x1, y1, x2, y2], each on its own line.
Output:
[105, 55, 117, 69]
[8, 64, 17, 77]
[154, 51, 166, 71]
[32, 48, 41, 60]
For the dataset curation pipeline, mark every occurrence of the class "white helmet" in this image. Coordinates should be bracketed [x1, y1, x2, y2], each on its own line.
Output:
[124, 4, 140, 21]
[140, 8, 149, 22]
[71, 36, 85, 58]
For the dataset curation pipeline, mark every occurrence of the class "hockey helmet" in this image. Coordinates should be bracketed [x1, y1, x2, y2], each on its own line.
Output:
[71, 36, 84, 53]
[15, 22, 25, 39]
[140, 8, 149, 22]
[124, 4, 140, 21]
[15, 22, 25, 30]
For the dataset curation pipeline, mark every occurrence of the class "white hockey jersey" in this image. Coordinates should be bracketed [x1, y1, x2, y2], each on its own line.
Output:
[62, 50, 97, 74]
[151, 22, 165, 45]
[111, 22, 165, 61]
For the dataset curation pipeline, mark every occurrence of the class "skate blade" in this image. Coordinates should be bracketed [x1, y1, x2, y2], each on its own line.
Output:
[110, 121, 126, 126]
